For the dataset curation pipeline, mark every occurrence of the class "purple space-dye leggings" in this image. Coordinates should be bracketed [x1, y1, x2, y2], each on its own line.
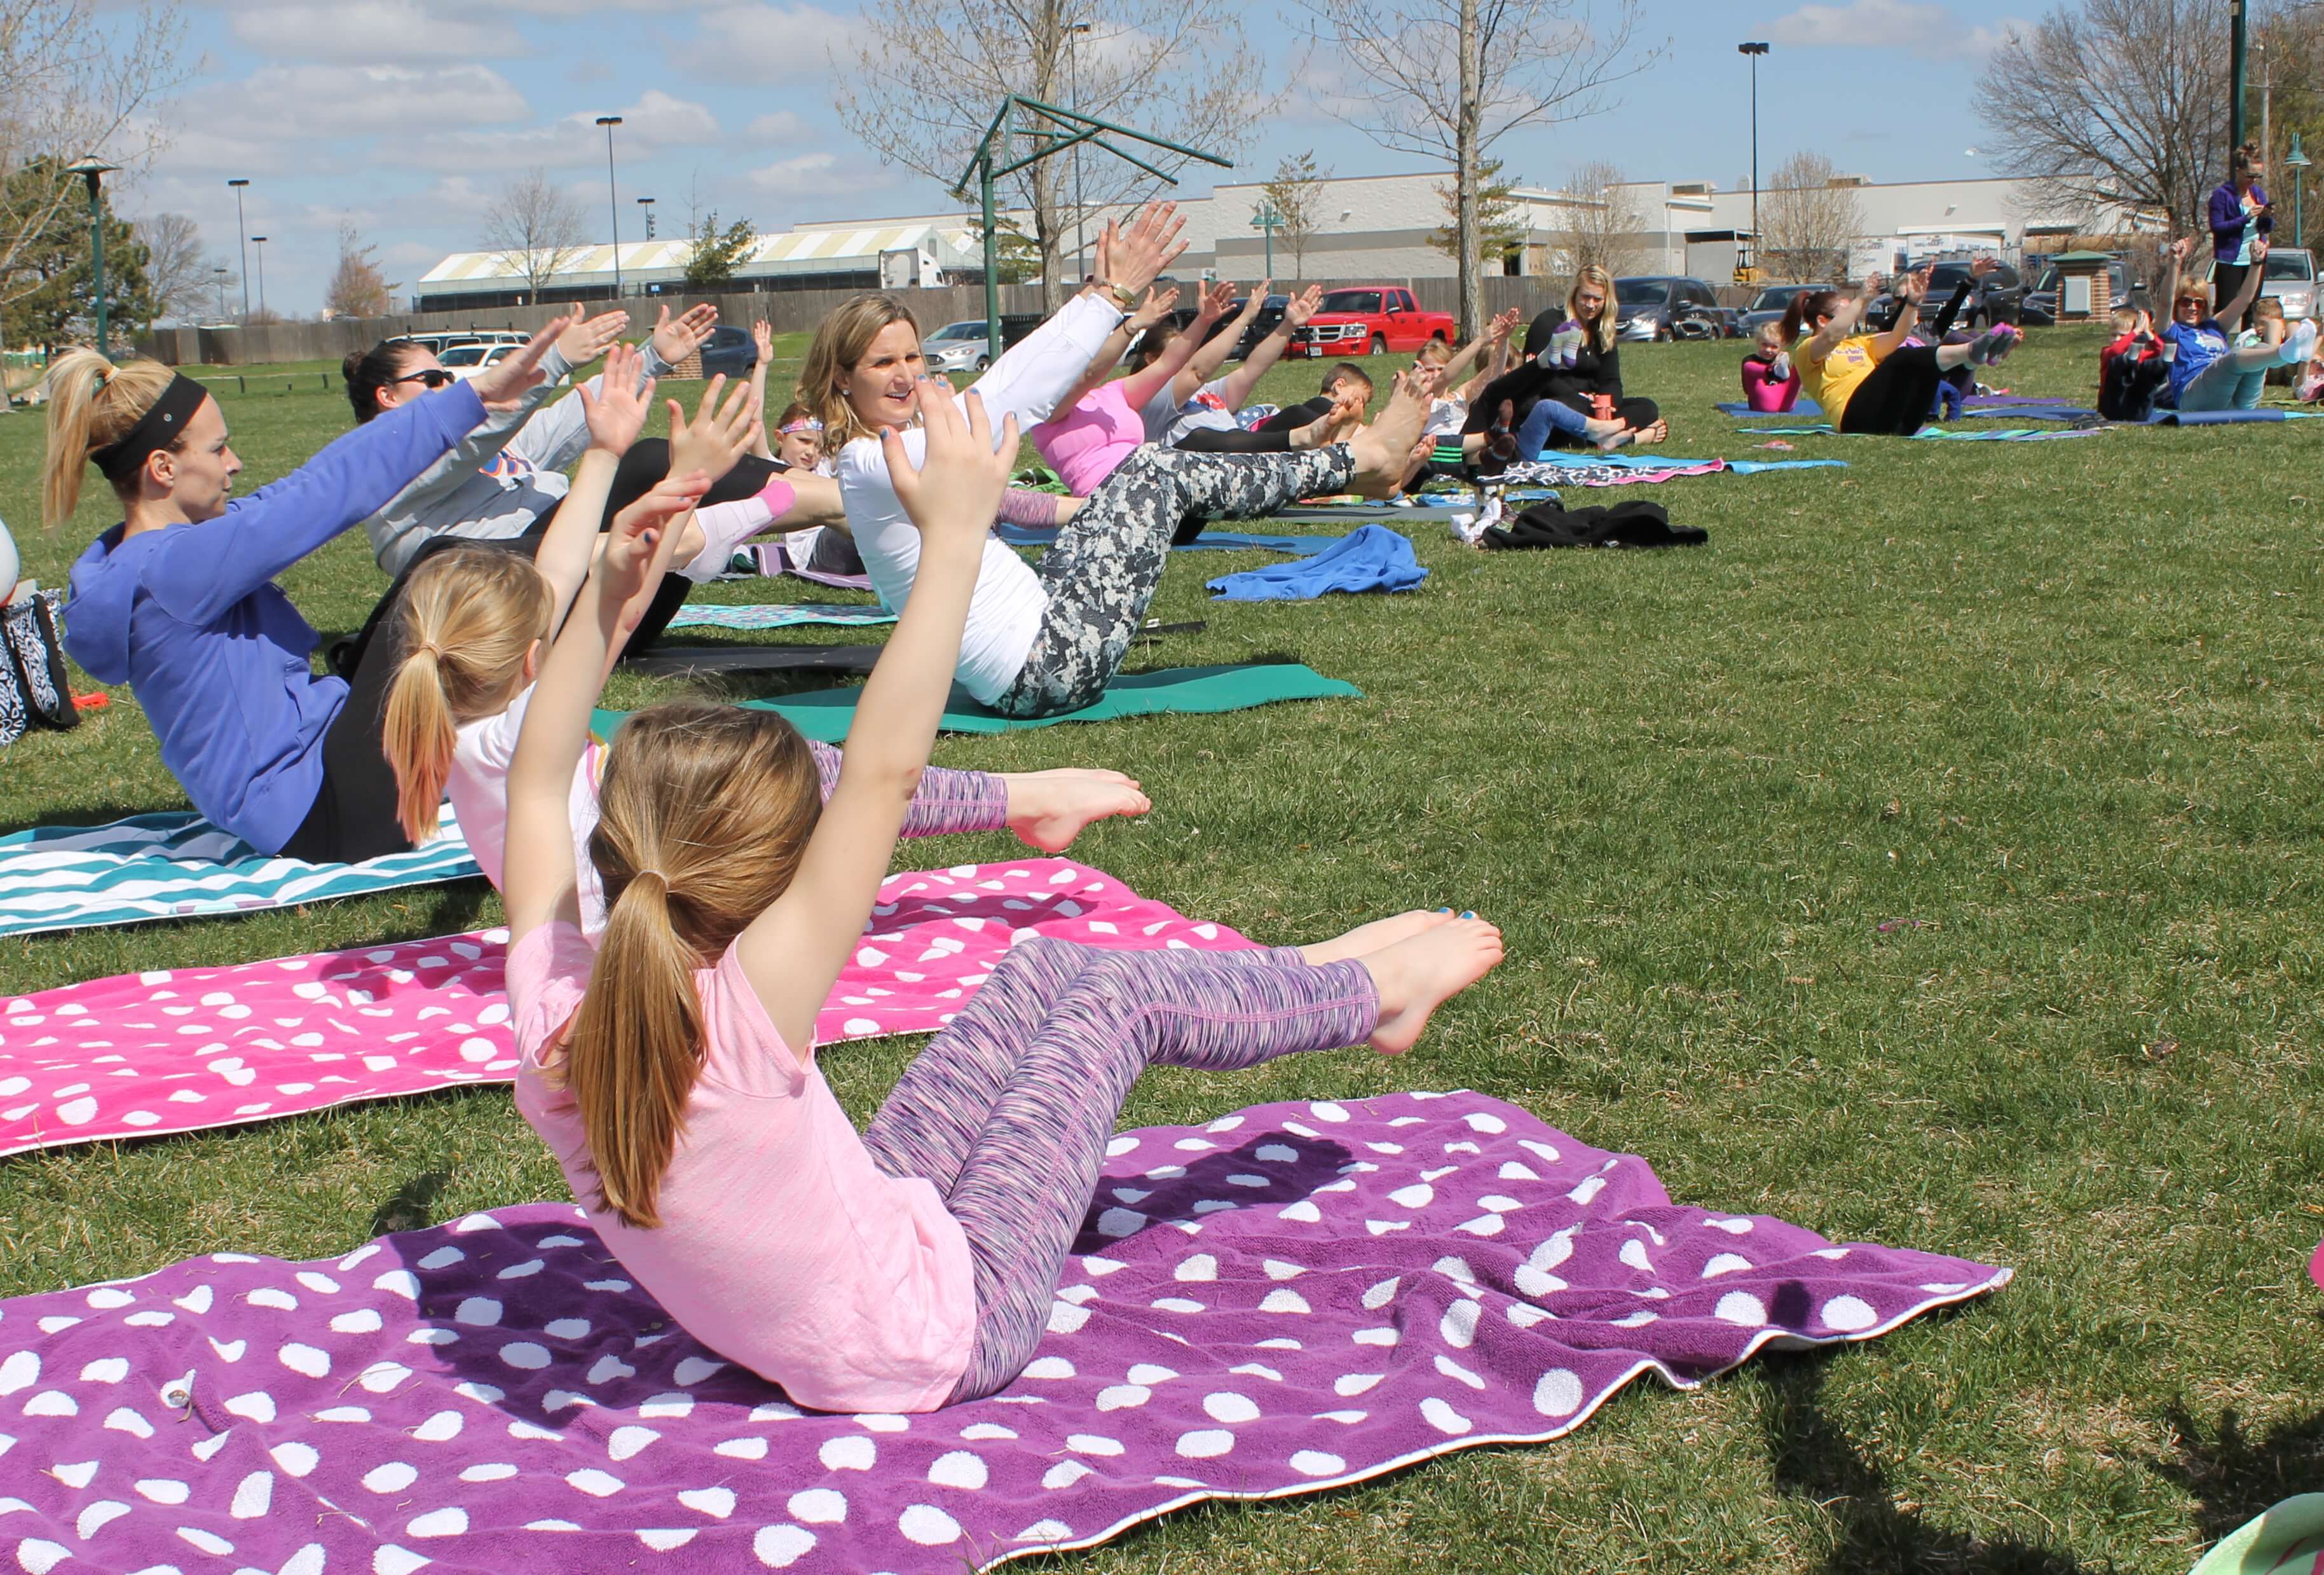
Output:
[858, 936, 1381, 1404]
[805, 740, 1007, 838]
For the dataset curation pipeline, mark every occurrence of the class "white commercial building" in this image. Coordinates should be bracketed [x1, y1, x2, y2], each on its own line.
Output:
[414, 169, 2124, 310]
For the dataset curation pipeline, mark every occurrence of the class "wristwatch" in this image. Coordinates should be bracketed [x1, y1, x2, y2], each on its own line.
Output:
[1105, 282, 1138, 312]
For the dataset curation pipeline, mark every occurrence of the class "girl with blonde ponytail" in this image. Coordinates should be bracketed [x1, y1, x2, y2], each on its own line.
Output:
[379, 345, 1151, 919]
[499, 382, 1503, 1413]
[44, 320, 561, 860]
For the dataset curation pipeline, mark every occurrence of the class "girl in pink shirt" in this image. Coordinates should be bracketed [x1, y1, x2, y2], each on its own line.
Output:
[498, 382, 1504, 1412]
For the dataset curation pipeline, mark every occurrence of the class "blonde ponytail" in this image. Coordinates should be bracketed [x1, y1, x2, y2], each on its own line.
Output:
[381, 548, 554, 843]
[41, 351, 178, 529]
[547, 699, 824, 1229]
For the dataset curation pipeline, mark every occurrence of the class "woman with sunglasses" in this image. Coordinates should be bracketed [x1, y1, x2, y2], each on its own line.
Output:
[2156, 234, 2314, 413]
[41, 322, 561, 862]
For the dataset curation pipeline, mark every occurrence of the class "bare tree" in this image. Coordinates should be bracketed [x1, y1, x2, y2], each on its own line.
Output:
[0, 0, 188, 333]
[1757, 151, 1864, 282]
[1978, 0, 2226, 238]
[832, 0, 1266, 307]
[481, 169, 589, 304]
[1293, 0, 1661, 337]
[325, 222, 395, 319]
[2257, 4, 2324, 255]
[1262, 151, 1331, 279]
[135, 211, 204, 322]
[1546, 159, 1646, 279]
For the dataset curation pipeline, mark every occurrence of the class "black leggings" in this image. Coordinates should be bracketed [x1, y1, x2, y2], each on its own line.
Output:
[279, 602, 418, 865]
[1254, 397, 1333, 435]
[1835, 347, 1946, 436]
[1171, 426, 1295, 454]
[2214, 260, 2259, 331]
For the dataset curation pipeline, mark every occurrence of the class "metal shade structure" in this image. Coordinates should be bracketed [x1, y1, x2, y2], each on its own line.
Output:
[951, 95, 1231, 361]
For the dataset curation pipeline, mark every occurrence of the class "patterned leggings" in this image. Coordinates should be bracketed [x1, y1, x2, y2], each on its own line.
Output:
[858, 937, 1379, 1404]
[992, 444, 1358, 719]
[804, 739, 1006, 838]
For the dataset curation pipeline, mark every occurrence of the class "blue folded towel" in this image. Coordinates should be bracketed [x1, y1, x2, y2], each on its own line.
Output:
[1205, 524, 1429, 602]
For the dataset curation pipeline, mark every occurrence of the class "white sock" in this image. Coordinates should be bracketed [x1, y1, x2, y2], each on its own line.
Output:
[2281, 320, 2318, 365]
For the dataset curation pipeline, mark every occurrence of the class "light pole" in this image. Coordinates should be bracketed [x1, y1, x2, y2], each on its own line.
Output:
[2232, 0, 2249, 155]
[1068, 20, 1092, 277]
[250, 236, 269, 320]
[67, 159, 120, 355]
[2288, 132, 2312, 251]
[1251, 202, 1283, 277]
[637, 195, 655, 240]
[227, 177, 252, 320]
[1739, 43, 1769, 282]
[595, 116, 624, 299]
[212, 266, 229, 324]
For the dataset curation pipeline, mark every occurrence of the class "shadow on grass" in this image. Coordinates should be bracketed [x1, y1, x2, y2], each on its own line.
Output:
[369, 1169, 451, 1236]
[0, 802, 184, 839]
[1762, 1352, 2103, 1573]
[2143, 1404, 2324, 1548]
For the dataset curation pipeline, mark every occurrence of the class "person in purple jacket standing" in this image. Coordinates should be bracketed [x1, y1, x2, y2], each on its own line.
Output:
[2210, 142, 2274, 333]
[39, 317, 563, 863]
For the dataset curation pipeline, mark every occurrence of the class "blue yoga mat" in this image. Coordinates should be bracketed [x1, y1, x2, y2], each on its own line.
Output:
[995, 524, 1343, 554]
[1716, 399, 1826, 418]
[2144, 407, 2324, 424]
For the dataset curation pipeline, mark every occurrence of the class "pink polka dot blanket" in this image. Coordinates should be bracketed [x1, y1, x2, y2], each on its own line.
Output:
[0, 860, 1249, 1159]
[0, 1091, 2009, 1574]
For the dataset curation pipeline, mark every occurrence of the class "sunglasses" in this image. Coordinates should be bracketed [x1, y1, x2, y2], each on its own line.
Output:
[395, 369, 458, 390]
[2175, 296, 2207, 309]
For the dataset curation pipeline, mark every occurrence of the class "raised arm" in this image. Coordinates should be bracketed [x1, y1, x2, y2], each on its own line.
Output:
[1868, 268, 1927, 359]
[503, 473, 707, 943]
[153, 321, 560, 624]
[1458, 308, 1523, 404]
[747, 319, 776, 461]
[1215, 283, 1315, 409]
[1805, 274, 1880, 363]
[530, 341, 654, 628]
[1161, 278, 1240, 408]
[1180, 280, 1265, 390]
[1059, 285, 1178, 414]
[739, 383, 1016, 1052]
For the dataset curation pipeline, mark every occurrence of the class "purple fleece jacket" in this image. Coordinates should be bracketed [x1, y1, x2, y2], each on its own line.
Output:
[62, 382, 487, 853]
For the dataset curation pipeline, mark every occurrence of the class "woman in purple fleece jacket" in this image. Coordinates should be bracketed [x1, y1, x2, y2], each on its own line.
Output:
[2210, 142, 2275, 333]
[41, 318, 561, 862]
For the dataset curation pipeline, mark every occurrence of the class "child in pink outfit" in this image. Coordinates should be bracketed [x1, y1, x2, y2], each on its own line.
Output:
[1741, 322, 1801, 412]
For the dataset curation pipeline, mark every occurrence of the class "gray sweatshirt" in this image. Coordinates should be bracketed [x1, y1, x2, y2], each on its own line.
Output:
[360, 341, 675, 575]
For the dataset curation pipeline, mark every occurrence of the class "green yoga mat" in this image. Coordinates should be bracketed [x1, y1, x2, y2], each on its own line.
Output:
[592, 662, 1360, 744]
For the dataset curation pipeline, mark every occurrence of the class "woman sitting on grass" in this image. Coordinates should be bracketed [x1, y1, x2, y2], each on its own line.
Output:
[2156, 235, 2316, 413]
[805, 200, 1437, 720]
[39, 322, 559, 862]
[379, 350, 1149, 923]
[1471, 265, 1667, 461]
[1778, 269, 2020, 435]
[498, 377, 1504, 1412]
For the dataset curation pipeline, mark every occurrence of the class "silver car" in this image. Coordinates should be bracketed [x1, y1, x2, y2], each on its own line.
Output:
[2262, 248, 2317, 320]
[922, 320, 995, 374]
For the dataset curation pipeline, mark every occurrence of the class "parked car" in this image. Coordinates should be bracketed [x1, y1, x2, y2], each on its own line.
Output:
[1864, 259, 2027, 329]
[1288, 286, 1453, 357]
[922, 319, 995, 374]
[2021, 257, 2149, 326]
[1611, 276, 1737, 341]
[1737, 283, 1824, 337]
[2261, 247, 2317, 320]
[435, 341, 517, 382]
[696, 324, 758, 380]
[1231, 292, 1289, 357]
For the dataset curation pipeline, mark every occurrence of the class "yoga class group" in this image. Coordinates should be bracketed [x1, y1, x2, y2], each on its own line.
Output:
[0, 178, 2301, 1572]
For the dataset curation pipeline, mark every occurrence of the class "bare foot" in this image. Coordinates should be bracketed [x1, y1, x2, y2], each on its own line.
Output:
[1631, 418, 1669, 446]
[1348, 366, 1441, 497]
[1298, 909, 1452, 966]
[1001, 769, 1151, 852]
[1588, 417, 1632, 450]
[1361, 916, 1504, 1055]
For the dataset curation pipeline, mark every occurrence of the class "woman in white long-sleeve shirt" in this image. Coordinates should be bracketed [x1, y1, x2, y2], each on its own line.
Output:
[801, 203, 1429, 719]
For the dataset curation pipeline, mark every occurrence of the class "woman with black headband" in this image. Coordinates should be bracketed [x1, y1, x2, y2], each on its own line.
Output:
[41, 322, 560, 862]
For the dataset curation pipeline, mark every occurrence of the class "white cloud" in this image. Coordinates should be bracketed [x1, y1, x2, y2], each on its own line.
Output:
[692, 4, 859, 80]
[407, 88, 719, 174]
[227, 0, 523, 62]
[1770, 0, 2024, 59]
[746, 110, 812, 141]
[746, 151, 894, 200]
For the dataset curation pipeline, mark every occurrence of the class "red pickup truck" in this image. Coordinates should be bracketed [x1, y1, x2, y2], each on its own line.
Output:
[1288, 285, 1455, 357]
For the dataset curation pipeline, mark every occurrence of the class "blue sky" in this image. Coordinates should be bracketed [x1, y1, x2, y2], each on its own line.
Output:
[128, 0, 2024, 316]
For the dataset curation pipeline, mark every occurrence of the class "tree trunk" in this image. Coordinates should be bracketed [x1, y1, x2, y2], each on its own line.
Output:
[1456, 0, 1483, 341]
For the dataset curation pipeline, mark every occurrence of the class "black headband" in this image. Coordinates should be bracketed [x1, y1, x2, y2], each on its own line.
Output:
[92, 373, 208, 482]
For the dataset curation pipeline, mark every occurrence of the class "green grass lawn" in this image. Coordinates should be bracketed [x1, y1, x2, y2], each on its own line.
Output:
[4, 328, 2322, 1572]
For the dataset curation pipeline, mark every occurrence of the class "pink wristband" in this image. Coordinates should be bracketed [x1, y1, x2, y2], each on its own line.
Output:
[755, 473, 797, 525]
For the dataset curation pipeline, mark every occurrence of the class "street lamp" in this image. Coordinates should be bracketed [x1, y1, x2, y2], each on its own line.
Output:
[250, 236, 268, 321]
[1739, 43, 1769, 282]
[67, 158, 120, 356]
[227, 177, 252, 320]
[212, 266, 229, 324]
[1068, 20, 1092, 276]
[595, 115, 624, 299]
[2288, 132, 2313, 250]
[1251, 202, 1283, 277]
[636, 195, 655, 240]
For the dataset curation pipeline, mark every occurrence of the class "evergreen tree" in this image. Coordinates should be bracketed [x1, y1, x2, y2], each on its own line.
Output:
[683, 212, 759, 288]
[1428, 158, 1526, 270]
[3, 158, 154, 352]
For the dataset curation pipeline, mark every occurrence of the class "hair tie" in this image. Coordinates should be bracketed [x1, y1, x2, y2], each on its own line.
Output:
[92, 368, 109, 391]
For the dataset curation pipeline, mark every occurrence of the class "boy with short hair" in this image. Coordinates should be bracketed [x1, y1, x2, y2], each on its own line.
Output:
[2098, 305, 2174, 423]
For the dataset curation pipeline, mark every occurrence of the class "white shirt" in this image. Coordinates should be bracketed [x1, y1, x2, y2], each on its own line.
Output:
[839, 292, 1125, 705]
[1161, 378, 1243, 444]
[446, 685, 608, 929]
[1425, 396, 1468, 438]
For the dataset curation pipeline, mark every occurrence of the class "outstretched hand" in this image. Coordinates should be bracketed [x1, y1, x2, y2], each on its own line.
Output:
[1486, 306, 1522, 343]
[751, 318, 774, 361]
[602, 471, 711, 633]
[666, 373, 761, 485]
[1104, 201, 1187, 297]
[1282, 284, 1326, 330]
[469, 313, 570, 411]
[578, 341, 655, 457]
[882, 378, 1016, 546]
[1195, 278, 1236, 322]
[1129, 285, 1181, 333]
[649, 303, 720, 364]
[556, 308, 631, 369]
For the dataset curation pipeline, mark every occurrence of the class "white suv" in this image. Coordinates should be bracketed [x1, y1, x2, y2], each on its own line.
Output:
[2262, 248, 2316, 320]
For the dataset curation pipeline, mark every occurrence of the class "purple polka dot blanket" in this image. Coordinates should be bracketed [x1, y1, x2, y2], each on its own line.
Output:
[0, 1091, 2009, 1573]
[0, 860, 1249, 1159]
